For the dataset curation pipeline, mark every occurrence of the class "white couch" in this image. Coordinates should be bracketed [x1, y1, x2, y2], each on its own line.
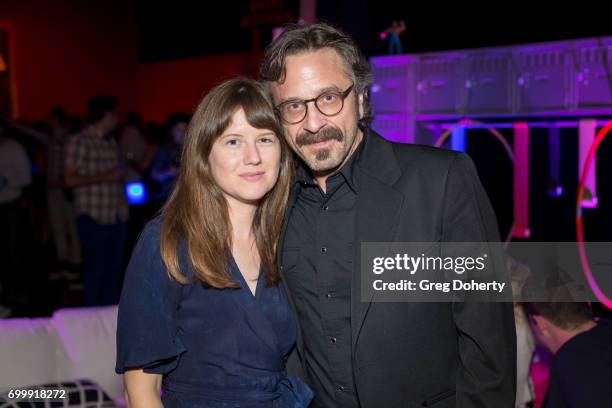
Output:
[0, 305, 123, 402]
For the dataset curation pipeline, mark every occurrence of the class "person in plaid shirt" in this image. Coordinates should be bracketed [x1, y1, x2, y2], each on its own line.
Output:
[64, 96, 128, 306]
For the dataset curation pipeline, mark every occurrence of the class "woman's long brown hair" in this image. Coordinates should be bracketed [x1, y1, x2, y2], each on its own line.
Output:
[159, 78, 293, 288]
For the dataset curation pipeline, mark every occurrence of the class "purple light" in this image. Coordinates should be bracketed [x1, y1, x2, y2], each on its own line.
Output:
[547, 185, 563, 197]
[370, 55, 414, 66]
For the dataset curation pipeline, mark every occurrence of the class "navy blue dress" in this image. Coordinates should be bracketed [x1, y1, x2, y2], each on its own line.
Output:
[115, 219, 313, 407]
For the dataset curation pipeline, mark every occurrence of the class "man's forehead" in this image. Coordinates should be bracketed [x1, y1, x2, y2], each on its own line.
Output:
[272, 81, 346, 99]
[270, 51, 351, 101]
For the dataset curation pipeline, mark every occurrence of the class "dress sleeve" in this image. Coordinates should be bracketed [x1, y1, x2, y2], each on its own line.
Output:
[115, 219, 187, 374]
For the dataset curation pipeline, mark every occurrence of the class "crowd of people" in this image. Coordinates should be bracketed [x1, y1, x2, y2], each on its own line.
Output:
[0, 101, 190, 315]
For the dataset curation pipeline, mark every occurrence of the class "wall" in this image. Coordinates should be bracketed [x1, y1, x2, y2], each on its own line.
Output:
[136, 51, 263, 122]
[2, 0, 138, 121]
[3, 0, 264, 123]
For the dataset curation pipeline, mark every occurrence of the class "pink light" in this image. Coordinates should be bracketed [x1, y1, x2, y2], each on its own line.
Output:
[576, 119, 612, 309]
[512, 122, 530, 239]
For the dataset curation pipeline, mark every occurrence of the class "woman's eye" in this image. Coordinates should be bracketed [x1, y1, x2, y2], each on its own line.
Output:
[259, 137, 275, 144]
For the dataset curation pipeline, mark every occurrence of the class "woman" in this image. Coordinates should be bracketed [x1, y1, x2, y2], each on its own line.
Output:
[115, 78, 313, 407]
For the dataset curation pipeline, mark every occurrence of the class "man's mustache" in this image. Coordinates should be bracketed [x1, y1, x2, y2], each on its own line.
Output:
[296, 127, 343, 147]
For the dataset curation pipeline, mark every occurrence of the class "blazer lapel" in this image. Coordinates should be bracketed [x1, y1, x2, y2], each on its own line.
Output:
[278, 184, 305, 355]
[351, 131, 405, 350]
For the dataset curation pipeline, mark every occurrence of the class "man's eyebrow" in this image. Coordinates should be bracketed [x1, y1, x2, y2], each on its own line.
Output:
[277, 85, 344, 105]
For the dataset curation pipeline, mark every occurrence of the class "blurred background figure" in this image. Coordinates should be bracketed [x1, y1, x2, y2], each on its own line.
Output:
[45, 107, 81, 270]
[507, 255, 536, 408]
[149, 112, 190, 208]
[64, 96, 128, 306]
[10, 108, 82, 278]
[524, 301, 612, 408]
[119, 112, 146, 183]
[380, 20, 406, 54]
[0, 120, 32, 317]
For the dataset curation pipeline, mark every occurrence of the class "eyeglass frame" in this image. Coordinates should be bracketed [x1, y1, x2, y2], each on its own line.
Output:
[274, 83, 355, 124]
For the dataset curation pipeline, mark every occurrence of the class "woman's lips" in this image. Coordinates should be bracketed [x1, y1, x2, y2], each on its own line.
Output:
[239, 171, 265, 181]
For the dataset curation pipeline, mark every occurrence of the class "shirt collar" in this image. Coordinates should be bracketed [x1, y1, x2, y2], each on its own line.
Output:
[294, 137, 364, 193]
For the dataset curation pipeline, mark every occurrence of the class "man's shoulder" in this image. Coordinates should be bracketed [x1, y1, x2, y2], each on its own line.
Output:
[390, 140, 460, 163]
[554, 324, 612, 372]
[383, 138, 466, 178]
[366, 129, 461, 166]
[4, 138, 27, 155]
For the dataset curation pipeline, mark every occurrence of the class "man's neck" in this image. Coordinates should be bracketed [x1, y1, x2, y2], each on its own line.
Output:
[555, 320, 597, 353]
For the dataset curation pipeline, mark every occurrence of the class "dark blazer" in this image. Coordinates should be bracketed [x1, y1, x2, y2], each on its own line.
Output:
[280, 129, 516, 408]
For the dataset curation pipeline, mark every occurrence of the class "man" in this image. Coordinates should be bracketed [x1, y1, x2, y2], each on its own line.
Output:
[261, 23, 516, 407]
[524, 302, 612, 408]
[64, 96, 128, 306]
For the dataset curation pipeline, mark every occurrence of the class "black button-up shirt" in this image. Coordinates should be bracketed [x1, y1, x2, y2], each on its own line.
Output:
[282, 142, 364, 408]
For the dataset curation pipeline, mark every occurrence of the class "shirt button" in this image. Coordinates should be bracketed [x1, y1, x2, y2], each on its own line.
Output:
[321, 247, 327, 253]
[329, 336, 337, 344]
[323, 205, 329, 211]
[325, 292, 333, 299]
[337, 385, 345, 392]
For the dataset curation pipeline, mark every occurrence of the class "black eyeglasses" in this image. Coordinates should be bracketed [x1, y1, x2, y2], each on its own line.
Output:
[275, 84, 355, 124]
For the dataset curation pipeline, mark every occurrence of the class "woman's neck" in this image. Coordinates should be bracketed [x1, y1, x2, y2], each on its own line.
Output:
[227, 197, 257, 243]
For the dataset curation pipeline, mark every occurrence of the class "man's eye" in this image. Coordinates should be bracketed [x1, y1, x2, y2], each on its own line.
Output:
[285, 102, 304, 112]
[319, 93, 339, 104]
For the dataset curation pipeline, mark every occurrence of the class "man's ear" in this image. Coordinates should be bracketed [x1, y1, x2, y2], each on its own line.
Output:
[532, 315, 552, 337]
[357, 90, 365, 120]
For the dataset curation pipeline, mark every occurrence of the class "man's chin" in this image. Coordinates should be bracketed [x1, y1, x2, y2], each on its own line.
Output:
[304, 156, 343, 174]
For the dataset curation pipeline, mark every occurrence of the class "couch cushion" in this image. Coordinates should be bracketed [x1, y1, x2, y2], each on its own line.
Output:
[0, 317, 64, 389]
[52, 306, 123, 400]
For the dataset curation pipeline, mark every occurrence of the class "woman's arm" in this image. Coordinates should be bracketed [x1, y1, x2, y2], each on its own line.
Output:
[123, 368, 163, 408]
